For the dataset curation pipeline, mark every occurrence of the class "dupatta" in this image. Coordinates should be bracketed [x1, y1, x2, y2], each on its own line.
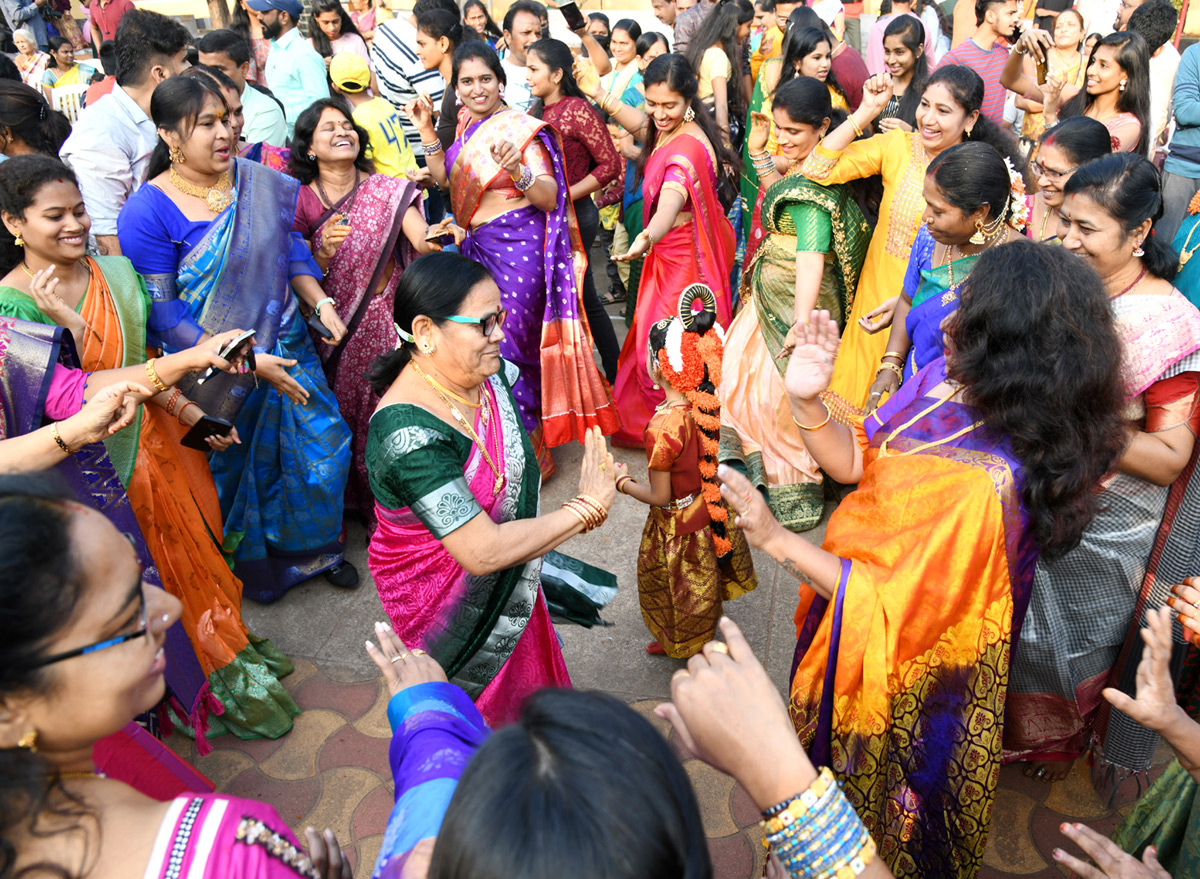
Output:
[309, 174, 420, 375]
[445, 108, 618, 446]
[173, 158, 303, 421]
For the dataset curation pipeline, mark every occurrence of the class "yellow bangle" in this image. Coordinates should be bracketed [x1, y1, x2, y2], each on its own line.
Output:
[881, 350, 906, 363]
[144, 358, 169, 393]
[51, 422, 74, 455]
[876, 362, 904, 380]
[792, 404, 831, 431]
[847, 114, 864, 138]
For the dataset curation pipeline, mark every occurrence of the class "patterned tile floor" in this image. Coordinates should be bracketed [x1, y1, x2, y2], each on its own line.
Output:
[166, 658, 1170, 879]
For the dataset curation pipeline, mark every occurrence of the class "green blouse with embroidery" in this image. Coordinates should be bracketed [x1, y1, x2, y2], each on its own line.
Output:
[782, 203, 833, 253]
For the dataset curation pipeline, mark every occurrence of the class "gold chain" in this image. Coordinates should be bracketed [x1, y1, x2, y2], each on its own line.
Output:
[878, 391, 984, 457]
[411, 362, 503, 494]
[169, 167, 232, 213]
[1179, 218, 1200, 268]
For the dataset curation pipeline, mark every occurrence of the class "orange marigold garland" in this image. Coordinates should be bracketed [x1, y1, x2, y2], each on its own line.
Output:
[654, 284, 735, 561]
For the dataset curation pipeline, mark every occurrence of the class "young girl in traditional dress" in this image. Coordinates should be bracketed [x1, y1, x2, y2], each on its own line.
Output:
[615, 285, 757, 657]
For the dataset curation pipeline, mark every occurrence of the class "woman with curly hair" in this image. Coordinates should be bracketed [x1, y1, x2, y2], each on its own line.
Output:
[718, 240, 1128, 878]
[614, 285, 756, 657]
[1006, 154, 1200, 793]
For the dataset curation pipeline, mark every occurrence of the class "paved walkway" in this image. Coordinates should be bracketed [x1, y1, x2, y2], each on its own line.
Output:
[166, 262, 1170, 876]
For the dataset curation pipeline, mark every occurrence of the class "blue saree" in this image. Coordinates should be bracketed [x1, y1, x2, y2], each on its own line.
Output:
[117, 158, 351, 603]
[901, 228, 981, 381]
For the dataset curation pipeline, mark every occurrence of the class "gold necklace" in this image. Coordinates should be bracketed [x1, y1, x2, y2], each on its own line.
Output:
[1179, 219, 1200, 268]
[169, 167, 233, 213]
[878, 390, 985, 457]
[1038, 200, 1054, 242]
[411, 362, 503, 494]
[654, 398, 689, 414]
[21, 258, 90, 310]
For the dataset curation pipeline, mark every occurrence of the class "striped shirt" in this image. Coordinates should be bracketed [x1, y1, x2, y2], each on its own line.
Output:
[371, 16, 446, 157]
[937, 38, 1010, 125]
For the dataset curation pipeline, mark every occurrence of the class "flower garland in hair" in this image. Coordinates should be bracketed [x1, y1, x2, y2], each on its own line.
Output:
[1003, 156, 1029, 232]
[654, 284, 733, 561]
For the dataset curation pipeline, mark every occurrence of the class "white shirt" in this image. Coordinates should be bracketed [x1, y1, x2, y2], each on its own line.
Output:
[501, 56, 533, 113]
[241, 82, 288, 148]
[1150, 44, 1182, 157]
[372, 16, 446, 155]
[59, 84, 156, 237]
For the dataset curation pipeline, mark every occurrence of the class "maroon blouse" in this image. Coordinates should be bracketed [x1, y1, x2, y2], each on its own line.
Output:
[541, 96, 622, 192]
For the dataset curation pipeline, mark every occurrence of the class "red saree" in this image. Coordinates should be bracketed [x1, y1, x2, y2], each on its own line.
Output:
[611, 134, 734, 447]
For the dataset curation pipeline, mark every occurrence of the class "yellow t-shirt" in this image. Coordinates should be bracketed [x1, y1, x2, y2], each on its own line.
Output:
[352, 97, 417, 178]
[697, 46, 733, 101]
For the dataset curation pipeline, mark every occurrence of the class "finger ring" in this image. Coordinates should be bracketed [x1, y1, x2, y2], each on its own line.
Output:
[411, 648, 427, 656]
[1035, 767, 1047, 778]
[389, 653, 409, 663]
[599, 462, 606, 471]
[708, 642, 730, 656]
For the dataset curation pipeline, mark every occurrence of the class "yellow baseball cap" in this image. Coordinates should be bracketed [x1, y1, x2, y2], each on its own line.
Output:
[330, 53, 370, 93]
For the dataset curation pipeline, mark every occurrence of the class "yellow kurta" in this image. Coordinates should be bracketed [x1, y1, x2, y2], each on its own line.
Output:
[801, 130, 929, 413]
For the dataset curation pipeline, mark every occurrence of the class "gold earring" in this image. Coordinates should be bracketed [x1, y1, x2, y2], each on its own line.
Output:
[169, 145, 184, 164]
[17, 730, 38, 752]
[422, 342, 437, 355]
[684, 105, 695, 123]
[13, 233, 23, 247]
[969, 219, 986, 246]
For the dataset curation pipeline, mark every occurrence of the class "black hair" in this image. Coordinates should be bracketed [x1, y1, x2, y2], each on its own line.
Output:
[145, 75, 229, 181]
[308, 0, 366, 58]
[0, 474, 96, 879]
[527, 39, 588, 118]
[451, 40, 506, 90]
[1039, 115, 1112, 166]
[588, 11, 611, 31]
[759, 0, 777, 12]
[883, 14, 929, 127]
[416, 8, 466, 58]
[778, 24, 848, 108]
[770, 75, 832, 128]
[636, 30, 670, 57]
[974, 0, 1015, 26]
[113, 8, 191, 88]
[462, 0, 503, 41]
[0, 55, 18, 83]
[288, 98, 374, 184]
[428, 688, 713, 879]
[0, 155, 80, 274]
[183, 63, 239, 95]
[1064, 152, 1177, 281]
[46, 35, 72, 71]
[368, 252, 494, 392]
[414, 0, 460, 16]
[197, 28, 252, 67]
[1127, 0, 1178, 54]
[683, 0, 754, 121]
[503, 0, 543, 34]
[925, 64, 1030, 185]
[946, 241, 1127, 556]
[926, 141, 1010, 224]
[230, 1, 254, 44]
[1053, 8, 1086, 50]
[0, 82, 70, 158]
[638, 54, 740, 208]
[1059, 31, 1151, 156]
[613, 17, 643, 42]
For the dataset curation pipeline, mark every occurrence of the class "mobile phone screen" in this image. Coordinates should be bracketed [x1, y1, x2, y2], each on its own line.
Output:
[560, 1, 587, 31]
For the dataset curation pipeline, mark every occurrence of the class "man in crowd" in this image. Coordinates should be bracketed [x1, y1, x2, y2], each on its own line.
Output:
[330, 52, 417, 177]
[1161, 40, 1200, 241]
[373, 0, 452, 161]
[500, 0, 544, 112]
[60, 9, 190, 256]
[937, 0, 1021, 125]
[89, 0, 135, 54]
[866, 0, 937, 74]
[1114, 0, 1143, 31]
[1128, 0, 1180, 162]
[198, 28, 288, 149]
[245, 0, 328, 138]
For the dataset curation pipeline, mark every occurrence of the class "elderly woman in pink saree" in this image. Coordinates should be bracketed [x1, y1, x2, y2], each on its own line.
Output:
[366, 253, 618, 725]
[291, 100, 451, 520]
[406, 42, 618, 479]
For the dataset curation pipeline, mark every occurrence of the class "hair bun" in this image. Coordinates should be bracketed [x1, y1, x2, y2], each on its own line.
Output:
[678, 283, 717, 335]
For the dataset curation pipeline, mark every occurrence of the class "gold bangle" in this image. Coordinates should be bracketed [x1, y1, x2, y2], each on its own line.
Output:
[881, 350, 906, 363]
[144, 358, 169, 393]
[847, 114, 864, 138]
[575, 494, 609, 521]
[792, 404, 831, 431]
[562, 501, 592, 530]
[51, 422, 74, 455]
[616, 475, 636, 494]
[876, 362, 904, 380]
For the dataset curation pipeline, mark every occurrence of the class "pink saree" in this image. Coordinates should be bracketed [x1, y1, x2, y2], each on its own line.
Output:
[295, 175, 421, 519]
[366, 363, 570, 725]
[611, 134, 734, 446]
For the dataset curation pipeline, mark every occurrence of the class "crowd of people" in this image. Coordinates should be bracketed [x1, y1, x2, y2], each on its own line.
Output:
[0, 0, 1199, 877]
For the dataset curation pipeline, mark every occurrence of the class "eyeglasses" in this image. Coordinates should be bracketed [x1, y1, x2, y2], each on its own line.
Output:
[33, 584, 147, 668]
[1030, 160, 1070, 182]
[445, 308, 508, 336]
